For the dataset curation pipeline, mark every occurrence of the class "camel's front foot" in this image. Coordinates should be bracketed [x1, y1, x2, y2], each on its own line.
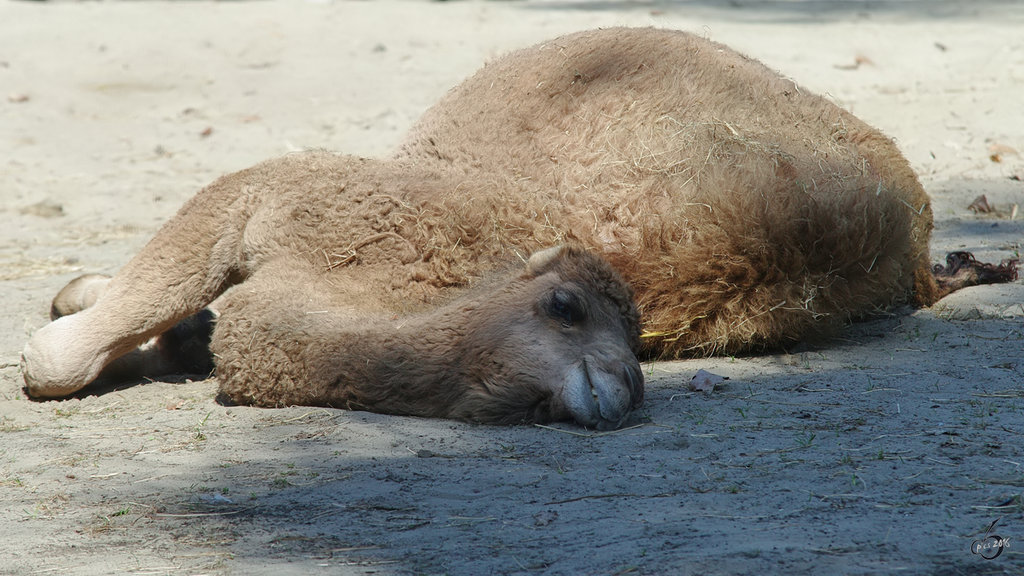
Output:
[22, 274, 115, 398]
[22, 312, 112, 399]
[23, 306, 216, 399]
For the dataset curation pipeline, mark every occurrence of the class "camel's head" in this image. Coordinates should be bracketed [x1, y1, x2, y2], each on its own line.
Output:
[459, 246, 644, 430]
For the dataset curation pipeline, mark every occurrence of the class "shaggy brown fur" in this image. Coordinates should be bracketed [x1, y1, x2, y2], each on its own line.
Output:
[21, 27, 1016, 426]
[396, 27, 1015, 356]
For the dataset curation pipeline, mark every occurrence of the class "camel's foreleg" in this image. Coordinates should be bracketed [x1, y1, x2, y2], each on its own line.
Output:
[22, 172, 253, 398]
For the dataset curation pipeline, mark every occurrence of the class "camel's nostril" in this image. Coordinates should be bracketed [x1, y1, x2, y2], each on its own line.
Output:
[561, 357, 642, 430]
[582, 357, 599, 401]
[623, 362, 644, 406]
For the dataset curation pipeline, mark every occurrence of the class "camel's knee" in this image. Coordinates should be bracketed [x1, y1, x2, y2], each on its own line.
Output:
[50, 274, 111, 320]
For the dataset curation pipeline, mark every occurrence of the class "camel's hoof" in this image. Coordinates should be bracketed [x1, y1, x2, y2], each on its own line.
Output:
[22, 314, 105, 399]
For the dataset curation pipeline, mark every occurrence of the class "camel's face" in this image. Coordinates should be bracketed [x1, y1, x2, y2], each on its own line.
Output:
[537, 283, 645, 430]
[465, 248, 643, 429]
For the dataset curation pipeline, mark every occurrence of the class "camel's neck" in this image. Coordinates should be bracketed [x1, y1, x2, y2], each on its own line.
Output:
[295, 290, 551, 424]
[326, 308, 472, 417]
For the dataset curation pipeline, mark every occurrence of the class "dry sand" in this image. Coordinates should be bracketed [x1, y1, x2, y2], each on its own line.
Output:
[2, 1, 1024, 574]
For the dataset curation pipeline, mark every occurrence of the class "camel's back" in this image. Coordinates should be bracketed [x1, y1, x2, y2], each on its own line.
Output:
[397, 27, 937, 356]
[398, 27, 931, 250]
[399, 28, 921, 205]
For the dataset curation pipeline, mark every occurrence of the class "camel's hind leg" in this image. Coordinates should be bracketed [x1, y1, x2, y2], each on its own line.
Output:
[22, 171, 252, 398]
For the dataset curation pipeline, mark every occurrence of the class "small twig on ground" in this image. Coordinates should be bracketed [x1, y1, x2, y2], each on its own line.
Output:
[533, 422, 647, 437]
[81, 400, 124, 414]
[545, 492, 678, 506]
[280, 410, 333, 424]
[973, 390, 1024, 399]
[152, 508, 250, 518]
[721, 393, 841, 409]
[330, 546, 381, 553]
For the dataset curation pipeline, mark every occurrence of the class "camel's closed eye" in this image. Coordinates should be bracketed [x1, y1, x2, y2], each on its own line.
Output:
[544, 288, 587, 328]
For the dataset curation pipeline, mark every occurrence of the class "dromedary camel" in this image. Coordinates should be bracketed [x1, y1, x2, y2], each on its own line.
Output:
[21, 27, 1015, 428]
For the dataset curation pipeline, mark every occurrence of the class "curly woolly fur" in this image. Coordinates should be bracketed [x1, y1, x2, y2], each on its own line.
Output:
[395, 26, 939, 357]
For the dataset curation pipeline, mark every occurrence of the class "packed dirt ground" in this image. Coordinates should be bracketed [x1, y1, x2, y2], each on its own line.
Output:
[2, 1, 1023, 574]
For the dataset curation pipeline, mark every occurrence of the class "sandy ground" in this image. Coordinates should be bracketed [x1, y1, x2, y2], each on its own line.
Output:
[2, 1, 1024, 574]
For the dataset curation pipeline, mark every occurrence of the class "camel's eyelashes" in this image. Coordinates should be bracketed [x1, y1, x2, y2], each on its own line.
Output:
[545, 288, 586, 327]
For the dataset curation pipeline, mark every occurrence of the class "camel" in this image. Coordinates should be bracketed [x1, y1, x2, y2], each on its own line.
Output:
[21, 27, 1015, 427]
[38, 238, 643, 429]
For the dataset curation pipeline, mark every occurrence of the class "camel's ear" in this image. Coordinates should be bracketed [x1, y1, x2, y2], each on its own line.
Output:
[525, 245, 567, 277]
